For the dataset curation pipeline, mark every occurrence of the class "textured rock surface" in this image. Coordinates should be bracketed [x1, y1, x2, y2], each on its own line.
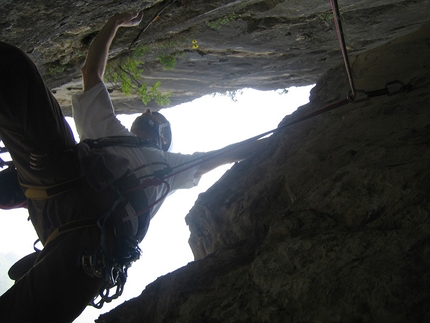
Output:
[1, 0, 429, 114]
[1, 1, 430, 322]
[96, 24, 430, 323]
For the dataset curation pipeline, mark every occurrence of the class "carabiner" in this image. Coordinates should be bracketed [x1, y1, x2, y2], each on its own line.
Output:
[347, 89, 368, 103]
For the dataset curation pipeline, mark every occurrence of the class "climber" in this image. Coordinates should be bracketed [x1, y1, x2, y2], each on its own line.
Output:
[0, 11, 265, 323]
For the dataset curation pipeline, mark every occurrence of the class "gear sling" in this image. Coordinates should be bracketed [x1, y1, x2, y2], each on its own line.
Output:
[0, 41, 161, 320]
[7, 136, 162, 308]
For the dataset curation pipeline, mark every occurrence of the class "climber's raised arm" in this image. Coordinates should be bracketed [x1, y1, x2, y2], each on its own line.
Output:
[81, 11, 143, 92]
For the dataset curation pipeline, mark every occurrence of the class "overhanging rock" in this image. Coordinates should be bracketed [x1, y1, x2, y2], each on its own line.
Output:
[1, 0, 429, 114]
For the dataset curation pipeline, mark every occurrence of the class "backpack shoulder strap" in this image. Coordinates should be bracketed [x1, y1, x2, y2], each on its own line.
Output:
[82, 136, 161, 150]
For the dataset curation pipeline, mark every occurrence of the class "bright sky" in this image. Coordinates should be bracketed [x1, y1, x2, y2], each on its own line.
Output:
[0, 86, 313, 322]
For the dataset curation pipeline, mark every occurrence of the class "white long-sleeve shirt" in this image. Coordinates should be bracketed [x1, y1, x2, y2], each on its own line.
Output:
[72, 82, 203, 220]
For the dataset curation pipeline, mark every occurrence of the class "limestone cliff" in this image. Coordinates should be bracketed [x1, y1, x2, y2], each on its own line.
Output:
[96, 23, 430, 323]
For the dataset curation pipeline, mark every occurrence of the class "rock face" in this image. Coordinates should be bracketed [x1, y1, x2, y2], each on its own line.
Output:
[1, 0, 429, 114]
[96, 24, 430, 323]
[1, 1, 430, 322]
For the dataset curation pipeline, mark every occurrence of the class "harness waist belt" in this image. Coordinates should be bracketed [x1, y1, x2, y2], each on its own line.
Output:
[44, 218, 97, 247]
[21, 177, 84, 200]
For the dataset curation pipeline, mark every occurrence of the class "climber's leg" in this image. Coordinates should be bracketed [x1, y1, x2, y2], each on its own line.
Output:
[0, 41, 75, 186]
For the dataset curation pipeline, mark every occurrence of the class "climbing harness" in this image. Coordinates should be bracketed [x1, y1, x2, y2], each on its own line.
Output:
[0, 136, 165, 307]
[44, 218, 98, 247]
[21, 177, 84, 200]
[84, 182, 145, 308]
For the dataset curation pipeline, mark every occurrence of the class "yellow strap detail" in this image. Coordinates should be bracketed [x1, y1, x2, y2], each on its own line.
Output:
[44, 218, 97, 247]
[21, 178, 82, 200]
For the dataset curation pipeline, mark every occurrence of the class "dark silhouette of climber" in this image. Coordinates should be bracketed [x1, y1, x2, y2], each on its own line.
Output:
[0, 11, 265, 322]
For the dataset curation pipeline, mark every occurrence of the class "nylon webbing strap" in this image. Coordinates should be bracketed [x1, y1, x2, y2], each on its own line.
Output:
[82, 136, 159, 150]
[21, 136, 157, 200]
[21, 177, 84, 200]
[44, 218, 97, 247]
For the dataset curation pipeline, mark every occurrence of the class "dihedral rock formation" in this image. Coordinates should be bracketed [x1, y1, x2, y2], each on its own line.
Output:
[96, 23, 430, 323]
[1, 0, 429, 322]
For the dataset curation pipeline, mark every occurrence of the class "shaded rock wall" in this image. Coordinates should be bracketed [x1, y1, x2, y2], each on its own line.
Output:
[97, 24, 430, 323]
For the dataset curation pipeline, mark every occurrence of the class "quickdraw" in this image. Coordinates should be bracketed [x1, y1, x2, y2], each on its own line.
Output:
[80, 162, 171, 308]
[84, 178, 144, 308]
